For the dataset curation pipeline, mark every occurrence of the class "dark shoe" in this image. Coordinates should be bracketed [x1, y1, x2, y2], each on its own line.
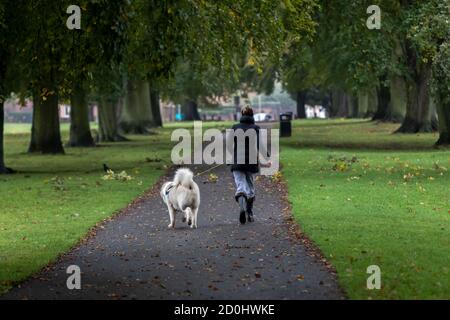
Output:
[246, 197, 254, 222]
[238, 196, 247, 224]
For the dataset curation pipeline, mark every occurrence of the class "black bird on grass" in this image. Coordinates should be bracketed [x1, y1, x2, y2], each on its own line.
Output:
[103, 163, 112, 173]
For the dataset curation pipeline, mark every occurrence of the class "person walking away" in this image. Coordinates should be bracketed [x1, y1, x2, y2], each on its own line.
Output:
[227, 105, 271, 224]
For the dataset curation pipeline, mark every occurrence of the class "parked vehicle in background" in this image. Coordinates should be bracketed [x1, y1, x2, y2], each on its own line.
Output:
[305, 105, 328, 119]
[254, 113, 273, 122]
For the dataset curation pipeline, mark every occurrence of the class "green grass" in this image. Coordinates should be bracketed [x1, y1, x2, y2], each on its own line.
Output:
[0, 120, 234, 294]
[281, 119, 450, 299]
[0, 122, 198, 294]
[3, 122, 98, 135]
[4, 123, 32, 134]
[2, 119, 449, 299]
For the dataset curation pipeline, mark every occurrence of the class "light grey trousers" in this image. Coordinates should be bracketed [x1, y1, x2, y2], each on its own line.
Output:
[233, 171, 255, 200]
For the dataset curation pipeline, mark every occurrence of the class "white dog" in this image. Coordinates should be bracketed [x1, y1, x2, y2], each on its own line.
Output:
[160, 168, 200, 229]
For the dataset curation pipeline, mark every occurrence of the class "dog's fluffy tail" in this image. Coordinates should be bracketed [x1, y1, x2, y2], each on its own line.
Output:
[174, 168, 194, 189]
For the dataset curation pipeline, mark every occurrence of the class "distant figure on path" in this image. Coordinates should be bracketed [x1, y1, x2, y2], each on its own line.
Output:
[228, 105, 271, 224]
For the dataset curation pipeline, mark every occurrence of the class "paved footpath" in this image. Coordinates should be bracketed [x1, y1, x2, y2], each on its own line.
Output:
[3, 162, 344, 300]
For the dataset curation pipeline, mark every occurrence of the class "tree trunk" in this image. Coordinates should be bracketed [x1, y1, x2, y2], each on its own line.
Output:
[28, 87, 64, 154]
[366, 88, 378, 118]
[0, 100, 4, 170]
[296, 91, 307, 119]
[357, 92, 369, 118]
[119, 80, 154, 134]
[330, 90, 348, 117]
[88, 104, 96, 122]
[337, 93, 349, 117]
[68, 84, 95, 147]
[386, 75, 406, 122]
[138, 81, 155, 127]
[0, 62, 12, 173]
[183, 99, 201, 121]
[150, 88, 163, 127]
[395, 63, 434, 133]
[372, 83, 391, 121]
[435, 100, 450, 145]
[98, 97, 127, 142]
[330, 90, 339, 117]
[330, 90, 340, 117]
[386, 38, 406, 123]
[28, 93, 38, 153]
[0, 100, 13, 173]
[347, 95, 358, 118]
[321, 94, 331, 116]
[428, 98, 439, 131]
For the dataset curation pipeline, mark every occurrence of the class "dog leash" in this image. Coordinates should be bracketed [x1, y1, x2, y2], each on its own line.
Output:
[195, 164, 224, 177]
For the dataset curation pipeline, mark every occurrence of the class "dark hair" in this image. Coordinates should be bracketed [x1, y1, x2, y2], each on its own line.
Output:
[241, 105, 254, 116]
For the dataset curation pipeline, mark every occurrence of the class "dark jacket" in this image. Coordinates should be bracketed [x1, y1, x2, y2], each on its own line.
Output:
[230, 115, 261, 173]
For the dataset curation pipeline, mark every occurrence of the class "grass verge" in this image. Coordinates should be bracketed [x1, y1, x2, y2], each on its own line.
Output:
[281, 119, 449, 299]
[0, 122, 211, 294]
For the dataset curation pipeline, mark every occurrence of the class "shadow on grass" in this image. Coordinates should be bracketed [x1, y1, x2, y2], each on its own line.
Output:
[281, 120, 444, 151]
[292, 119, 372, 128]
[280, 141, 446, 152]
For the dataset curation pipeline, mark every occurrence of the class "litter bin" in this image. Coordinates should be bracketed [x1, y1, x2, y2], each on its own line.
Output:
[279, 112, 292, 137]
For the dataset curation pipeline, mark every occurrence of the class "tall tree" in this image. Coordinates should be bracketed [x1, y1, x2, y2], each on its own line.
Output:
[65, 1, 104, 147]
[312, 1, 416, 122]
[330, 90, 352, 118]
[98, 97, 127, 142]
[372, 79, 392, 121]
[21, 1, 69, 154]
[357, 89, 378, 118]
[281, 46, 320, 119]
[89, 0, 130, 142]
[402, 0, 449, 138]
[149, 85, 163, 127]
[433, 42, 450, 145]
[0, 94, 7, 173]
[67, 0, 131, 144]
[0, 1, 26, 172]
[133, 0, 318, 121]
[92, 62, 128, 142]
[0, 1, 6, 172]
[28, 87, 64, 154]
[387, 39, 408, 122]
[68, 82, 95, 147]
[432, 51, 450, 144]
[0, 4, 9, 173]
[119, 80, 156, 133]
[164, 61, 237, 121]
[126, 0, 200, 125]
[391, 0, 445, 133]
